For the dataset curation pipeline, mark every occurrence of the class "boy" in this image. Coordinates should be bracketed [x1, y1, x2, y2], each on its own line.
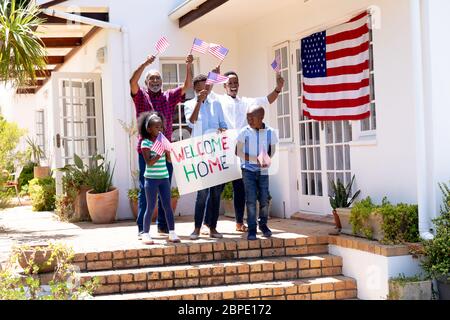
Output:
[235, 105, 278, 241]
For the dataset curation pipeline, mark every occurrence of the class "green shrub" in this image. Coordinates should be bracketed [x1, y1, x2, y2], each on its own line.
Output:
[350, 197, 419, 244]
[29, 177, 55, 211]
[0, 115, 26, 172]
[329, 175, 361, 209]
[421, 183, 450, 281]
[86, 155, 115, 194]
[171, 187, 180, 199]
[127, 188, 139, 201]
[222, 182, 233, 201]
[18, 161, 36, 193]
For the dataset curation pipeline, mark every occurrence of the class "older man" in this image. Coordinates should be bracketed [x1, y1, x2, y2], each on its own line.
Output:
[130, 54, 194, 238]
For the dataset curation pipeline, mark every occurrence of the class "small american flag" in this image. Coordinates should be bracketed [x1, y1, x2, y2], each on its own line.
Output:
[151, 132, 173, 156]
[208, 43, 229, 61]
[155, 36, 170, 54]
[271, 55, 281, 73]
[191, 38, 209, 54]
[301, 12, 371, 121]
[206, 72, 229, 85]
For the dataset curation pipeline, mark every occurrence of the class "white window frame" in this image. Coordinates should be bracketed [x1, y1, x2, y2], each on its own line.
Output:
[35, 109, 46, 156]
[159, 58, 199, 142]
[273, 42, 293, 143]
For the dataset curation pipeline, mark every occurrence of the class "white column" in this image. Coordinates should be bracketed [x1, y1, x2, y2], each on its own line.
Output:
[411, 0, 434, 239]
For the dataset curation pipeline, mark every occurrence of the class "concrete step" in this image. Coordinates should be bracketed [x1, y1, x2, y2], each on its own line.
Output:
[93, 276, 357, 300]
[79, 254, 342, 295]
[72, 236, 330, 272]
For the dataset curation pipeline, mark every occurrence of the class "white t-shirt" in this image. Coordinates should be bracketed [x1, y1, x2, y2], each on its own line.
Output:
[214, 93, 270, 130]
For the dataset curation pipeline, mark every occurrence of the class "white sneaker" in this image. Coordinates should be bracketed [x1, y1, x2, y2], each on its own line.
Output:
[141, 233, 154, 245]
[168, 231, 181, 243]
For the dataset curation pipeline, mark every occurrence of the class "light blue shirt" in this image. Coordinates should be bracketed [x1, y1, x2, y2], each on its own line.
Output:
[237, 124, 279, 172]
[184, 93, 228, 137]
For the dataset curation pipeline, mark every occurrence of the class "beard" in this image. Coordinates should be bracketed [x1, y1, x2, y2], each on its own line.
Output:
[148, 84, 162, 93]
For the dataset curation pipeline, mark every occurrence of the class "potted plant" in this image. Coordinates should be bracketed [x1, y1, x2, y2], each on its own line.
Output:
[26, 137, 49, 179]
[329, 175, 361, 235]
[56, 154, 92, 221]
[171, 187, 180, 215]
[421, 183, 450, 300]
[128, 188, 139, 220]
[388, 273, 432, 300]
[221, 182, 234, 218]
[85, 155, 118, 224]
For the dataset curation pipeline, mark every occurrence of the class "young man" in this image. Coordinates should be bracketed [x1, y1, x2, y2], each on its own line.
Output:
[215, 71, 284, 232]
[130, 54, 194, 238]
[184, 74, 227, 239]
[236, 105, 278, 241]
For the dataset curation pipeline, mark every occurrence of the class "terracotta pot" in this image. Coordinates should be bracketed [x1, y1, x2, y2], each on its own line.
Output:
[222, 199, 235, 218]
[74, 185, 90, 221]
[17, 245, 56, 274]
[86, 188, 118, 224]
[34, 166, 50, 179]
[332, 209, 342, 230]
[171, 197, 178, 214]
[130, 199, 138, 220]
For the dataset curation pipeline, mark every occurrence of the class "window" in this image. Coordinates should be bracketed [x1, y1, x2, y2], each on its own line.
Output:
[160, 60, 196, 142]
[35, 109, 46, 156]
[360, 16, 377, 133]
[274, 44, 292, 142]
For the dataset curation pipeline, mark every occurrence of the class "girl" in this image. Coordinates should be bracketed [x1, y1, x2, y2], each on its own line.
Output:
[138, 111, 180, 244]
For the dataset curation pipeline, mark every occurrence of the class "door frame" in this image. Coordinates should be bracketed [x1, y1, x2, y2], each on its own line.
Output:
[51, 72, 103, 195]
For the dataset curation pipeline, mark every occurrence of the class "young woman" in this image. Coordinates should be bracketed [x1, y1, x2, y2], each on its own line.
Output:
[137, 111, 180, 244]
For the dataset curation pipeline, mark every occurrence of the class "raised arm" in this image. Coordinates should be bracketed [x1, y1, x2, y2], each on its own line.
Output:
[267, 73, 285, 104]
[181, 55, 194, 95]
[188, 89, 208, 124]
[130, 55, 156, 96]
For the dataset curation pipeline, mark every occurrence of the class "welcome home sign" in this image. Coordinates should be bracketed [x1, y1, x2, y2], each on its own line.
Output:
[170, 131, 242, 195]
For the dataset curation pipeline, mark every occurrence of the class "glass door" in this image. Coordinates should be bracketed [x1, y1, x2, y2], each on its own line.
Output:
[51, 72, 104, 195]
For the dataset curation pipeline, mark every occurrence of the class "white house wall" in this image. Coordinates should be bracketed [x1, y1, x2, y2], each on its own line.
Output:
[211, 0, 420, 217]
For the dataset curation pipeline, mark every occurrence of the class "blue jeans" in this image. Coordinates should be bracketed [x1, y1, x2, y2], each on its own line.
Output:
[242, 169, 269, 232]
[143, 178, 174, 234]
[195, 184, 224, 229]
[138, 154, 173, 233]
[232, 179, 246, 224]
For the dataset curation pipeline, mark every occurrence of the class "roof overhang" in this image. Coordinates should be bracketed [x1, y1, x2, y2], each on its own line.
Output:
[169, 0, 229, 28]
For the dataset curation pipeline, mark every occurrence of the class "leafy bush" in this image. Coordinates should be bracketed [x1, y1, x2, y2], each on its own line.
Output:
[86, 155, 115, 194]
[0, 115, 26, 172]
[222, 182, 233, 201]
[127, 188, 139, 201]
[171, 187, 180, 199]
[421, 183, 450, 281]
[18, 161, 36, 193]
[1, 242, 99, 300]
[350, 197, 419, 243]
[29, 177, 55, 211]
[329, 175, 361, 209]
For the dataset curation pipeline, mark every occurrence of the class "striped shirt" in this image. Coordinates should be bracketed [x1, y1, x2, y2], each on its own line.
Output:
[141, 139, 169, 179]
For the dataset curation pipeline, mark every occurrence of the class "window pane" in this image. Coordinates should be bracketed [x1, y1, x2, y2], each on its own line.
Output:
[307, 148, 314, 171]
[162, 64, 178, 84]
[87, 119, 96, 136]
[327, 173, 335, 197]
[335, 121, 343, 143]
[309, 173, 316, 195]
[361, 118, 370, 131]
[345, 145, 351, 170]
[283, 94, 290, 115]
[315, 147, 321, 170]
[325, 122, 333, 144]
[284, 118, 291, 138]
[277, 118, 284, 139]
[296, 48, 302, 72]
[313, 122, 320, 145]
[371, 103, 377, 130]
[302, 173, 308, 195]
[85, 81, 95, 98]
[86, 99, 95, 116]
[307, 123, 313, 145]
[336, 145, 344, 170]
[297, 74, 302, 97]
[282, 70, 289, 91]
[300, 124, 306, 146]
[327, 146, 334, 170]
[343, 121, 352, 142]
[336, 172, 344, 186]
[281, 47, 288, 69]
[300, 148, 307, 171]
[316, 173, 323, 196]
[277, 98, 283, 116]
[346, 173, 352, 192]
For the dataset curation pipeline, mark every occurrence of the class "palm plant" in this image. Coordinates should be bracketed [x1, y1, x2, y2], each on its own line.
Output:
[0, 0, 47, 86]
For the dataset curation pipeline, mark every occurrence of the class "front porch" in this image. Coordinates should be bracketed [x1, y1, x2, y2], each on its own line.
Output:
[0, 206, 421, 300]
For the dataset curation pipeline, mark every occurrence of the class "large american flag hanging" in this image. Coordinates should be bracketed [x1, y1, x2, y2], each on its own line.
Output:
[301, 12, 371, 121]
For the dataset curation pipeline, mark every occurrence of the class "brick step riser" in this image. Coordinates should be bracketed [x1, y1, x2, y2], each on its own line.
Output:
[73, 242, 329, 272]
[88, 262, 343, 295]
[94, 277, 357, 300]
